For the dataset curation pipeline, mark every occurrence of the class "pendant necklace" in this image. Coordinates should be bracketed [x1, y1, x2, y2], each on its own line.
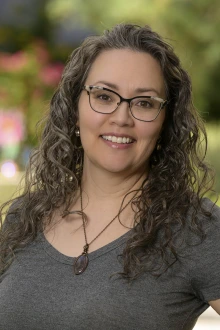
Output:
[64, 187, 138, 275]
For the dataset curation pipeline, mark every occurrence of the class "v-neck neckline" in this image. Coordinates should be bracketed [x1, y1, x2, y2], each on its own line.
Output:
[38, 229, 133, 265]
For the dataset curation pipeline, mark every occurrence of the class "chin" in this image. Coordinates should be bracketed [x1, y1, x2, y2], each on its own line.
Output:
[101, 163, 136, 175]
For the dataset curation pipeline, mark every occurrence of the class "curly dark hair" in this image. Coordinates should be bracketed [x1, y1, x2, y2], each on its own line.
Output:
[0, 24, 215, 279]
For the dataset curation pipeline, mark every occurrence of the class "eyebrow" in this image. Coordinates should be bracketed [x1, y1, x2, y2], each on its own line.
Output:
[93, 80, 160, 95]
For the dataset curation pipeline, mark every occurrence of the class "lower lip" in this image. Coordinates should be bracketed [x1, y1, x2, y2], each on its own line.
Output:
[101, 137, 135, 149]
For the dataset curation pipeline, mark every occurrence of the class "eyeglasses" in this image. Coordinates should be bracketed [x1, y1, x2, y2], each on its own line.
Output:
[83, 85, 168, 122]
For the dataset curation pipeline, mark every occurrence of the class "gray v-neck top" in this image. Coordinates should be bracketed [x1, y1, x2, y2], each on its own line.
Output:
[0, 198, 220, 329]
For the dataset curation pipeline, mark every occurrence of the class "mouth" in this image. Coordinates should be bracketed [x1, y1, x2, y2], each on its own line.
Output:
[101, 135, 135, 144]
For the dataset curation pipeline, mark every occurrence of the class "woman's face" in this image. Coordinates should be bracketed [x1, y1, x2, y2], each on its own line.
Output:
[77, 49, 166, 177]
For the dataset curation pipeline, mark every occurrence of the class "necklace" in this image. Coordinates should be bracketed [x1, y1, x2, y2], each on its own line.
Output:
[65, 187, 138, 275]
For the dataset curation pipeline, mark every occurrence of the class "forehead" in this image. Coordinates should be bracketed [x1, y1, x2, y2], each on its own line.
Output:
[86, 49, 166, 97]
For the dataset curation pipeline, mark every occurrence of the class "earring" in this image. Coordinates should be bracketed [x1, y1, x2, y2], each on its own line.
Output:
[156, 137, 162, 150]
[156, 142, 161, 151]
[75, 128, 80, 137]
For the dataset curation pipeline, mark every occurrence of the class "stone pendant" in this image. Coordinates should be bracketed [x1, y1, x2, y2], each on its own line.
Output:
[74, 253, 89, 275]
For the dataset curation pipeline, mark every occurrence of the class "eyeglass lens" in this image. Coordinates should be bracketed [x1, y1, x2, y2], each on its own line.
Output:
[89, 87, 161, 121]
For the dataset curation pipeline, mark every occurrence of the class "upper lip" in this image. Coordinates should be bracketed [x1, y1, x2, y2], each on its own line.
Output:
[100, 133, 136, 140]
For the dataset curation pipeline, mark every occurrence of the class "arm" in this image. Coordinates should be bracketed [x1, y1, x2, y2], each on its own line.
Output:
[209, 299, 220, 315]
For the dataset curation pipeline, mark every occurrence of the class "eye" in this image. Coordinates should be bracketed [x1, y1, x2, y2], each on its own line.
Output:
[97, 93, 112, 102]
[135, 99, 154, 109]
[92, 90, 114, 102]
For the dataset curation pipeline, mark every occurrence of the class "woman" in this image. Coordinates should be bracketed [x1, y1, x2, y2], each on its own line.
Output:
[0, 24, 220, 329]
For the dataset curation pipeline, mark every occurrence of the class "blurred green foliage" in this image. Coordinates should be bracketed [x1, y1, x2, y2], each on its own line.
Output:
[47, 0, 220, 120]
[0, 42, 64, 145]
[206, 123, 220, 193]
[0, 124, 219, 206]
[0, 0, 219, 149]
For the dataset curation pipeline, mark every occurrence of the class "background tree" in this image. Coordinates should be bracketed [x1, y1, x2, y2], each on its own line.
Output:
[0, 0, 219, 154]
[46, 0, 220, 120]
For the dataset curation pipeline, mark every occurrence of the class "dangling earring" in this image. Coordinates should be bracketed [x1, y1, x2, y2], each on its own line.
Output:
[156, 142, 161, 151]
[151, 137, 162, 167]
[156, 137, 162, 150]
[75, 127, 83, 150]
[74, 126, 83, 177]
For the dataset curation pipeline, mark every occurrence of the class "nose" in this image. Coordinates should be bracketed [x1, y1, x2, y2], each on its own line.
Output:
[109, 100, 134, 127]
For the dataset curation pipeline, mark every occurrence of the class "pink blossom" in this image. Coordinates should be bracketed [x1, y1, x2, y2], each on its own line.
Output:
[0, 51, 28, 72]
[0, 110, 25, 145]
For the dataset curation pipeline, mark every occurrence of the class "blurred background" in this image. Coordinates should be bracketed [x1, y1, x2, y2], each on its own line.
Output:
[0, 0, 219, 327]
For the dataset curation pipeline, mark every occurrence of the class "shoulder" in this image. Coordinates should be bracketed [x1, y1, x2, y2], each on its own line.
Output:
[198, 197, 220, 231]
[181, 197, 220, 262]
[183, 198, 220, 302]
[201, 197, 220, 216]
[1, 198, 22, 231]
[186, 197, 220, 233]
[175, 198, 220, 263]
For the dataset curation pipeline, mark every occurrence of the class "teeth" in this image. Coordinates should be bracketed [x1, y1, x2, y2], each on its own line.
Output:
[102, 135, 133, 144]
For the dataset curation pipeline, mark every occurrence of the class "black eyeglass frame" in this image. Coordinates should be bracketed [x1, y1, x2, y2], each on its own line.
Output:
[83, 85, 168, 122]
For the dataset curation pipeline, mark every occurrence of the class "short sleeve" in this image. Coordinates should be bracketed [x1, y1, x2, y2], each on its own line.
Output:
[187, 199, 220, 302]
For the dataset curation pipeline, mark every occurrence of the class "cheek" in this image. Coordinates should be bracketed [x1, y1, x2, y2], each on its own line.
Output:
[78, 96, 106, 131]
[139, 121, 163, 143]
[79, 111, 102, 133]
[78, 104, 105, 143]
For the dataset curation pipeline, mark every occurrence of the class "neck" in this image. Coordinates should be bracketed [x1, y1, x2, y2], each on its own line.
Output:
[81, 163, 148, 203]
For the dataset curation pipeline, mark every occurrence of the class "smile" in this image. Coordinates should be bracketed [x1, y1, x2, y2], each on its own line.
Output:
[101, 135, 134, 144]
